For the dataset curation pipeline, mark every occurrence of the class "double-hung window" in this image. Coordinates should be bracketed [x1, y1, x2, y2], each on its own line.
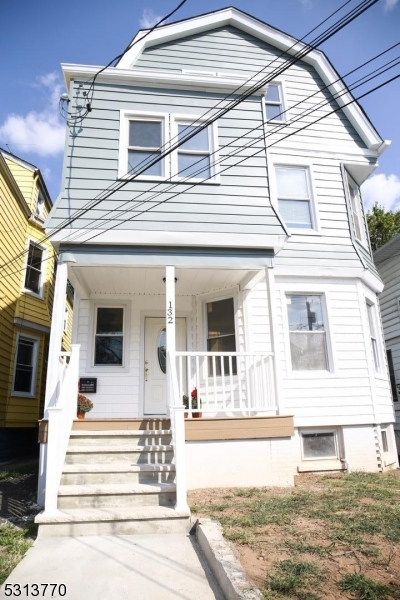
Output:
[13, 335, 39, 396]
[366, 301, 379, 371]
[286, 294, 328, 371]
[24, 242, 43, 295]
[36, 190, 45, 218]
[94, 307, 124, 366]
[275, 166, 314, 229]
[127, 118, 164, 178]
[206, 297, 236, 376]
[264, 83, 285, 122]
[346, 172, 366, 244]
[176, 122, 212, 180]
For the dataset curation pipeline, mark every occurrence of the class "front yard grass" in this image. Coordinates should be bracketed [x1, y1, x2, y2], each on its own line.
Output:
[189, 471, 400, 600]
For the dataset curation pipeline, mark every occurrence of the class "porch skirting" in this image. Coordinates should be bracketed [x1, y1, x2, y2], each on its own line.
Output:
[184, 415, 294, 441]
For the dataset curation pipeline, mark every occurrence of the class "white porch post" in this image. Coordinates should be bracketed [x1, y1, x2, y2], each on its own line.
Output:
[44, 260, 69, 412]
[165, 265, 176, 414]
[265, 266, 284, 414]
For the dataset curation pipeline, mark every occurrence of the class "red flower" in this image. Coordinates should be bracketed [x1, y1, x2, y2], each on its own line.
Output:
[191, 388, 197, 399]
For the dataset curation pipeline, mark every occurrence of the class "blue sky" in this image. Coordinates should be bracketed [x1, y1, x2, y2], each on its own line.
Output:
[0, 0, 399, 210]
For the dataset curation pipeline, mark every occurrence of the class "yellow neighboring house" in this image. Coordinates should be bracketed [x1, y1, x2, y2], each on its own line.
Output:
[0, 149, 73, 459]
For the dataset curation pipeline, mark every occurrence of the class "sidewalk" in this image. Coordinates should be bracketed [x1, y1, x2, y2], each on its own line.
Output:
[0, 533, 224, 600]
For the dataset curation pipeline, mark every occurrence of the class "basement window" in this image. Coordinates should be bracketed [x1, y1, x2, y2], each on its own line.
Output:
[301, 431, 337, 459]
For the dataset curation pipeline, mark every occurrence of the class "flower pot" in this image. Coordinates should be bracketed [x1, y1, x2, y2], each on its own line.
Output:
[184, 412, 188, 418]
[193, 412, 202, 418]
[77, 411, 85, 420]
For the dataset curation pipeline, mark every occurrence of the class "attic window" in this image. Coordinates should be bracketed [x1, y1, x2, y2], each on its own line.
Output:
[36, 190, 45, 218]
[264, 83, 285, 122]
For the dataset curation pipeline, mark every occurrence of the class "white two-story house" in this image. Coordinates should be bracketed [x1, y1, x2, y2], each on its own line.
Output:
[36, 7, 398, 536]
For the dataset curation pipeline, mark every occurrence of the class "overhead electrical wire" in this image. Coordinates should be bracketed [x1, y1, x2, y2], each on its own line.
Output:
[0, 0, 382, 274]
[2, 63, 399, 283]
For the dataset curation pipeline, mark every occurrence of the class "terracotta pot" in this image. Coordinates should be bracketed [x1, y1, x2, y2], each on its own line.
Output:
[184, 412, 188, 418]
[193, 412, 202, 418]
[77, 411, 85, 420]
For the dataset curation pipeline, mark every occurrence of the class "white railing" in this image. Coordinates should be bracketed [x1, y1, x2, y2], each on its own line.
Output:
[167, 351, 189, 513]
[175, 351, 276, 416]
[44, 344, 80, 513]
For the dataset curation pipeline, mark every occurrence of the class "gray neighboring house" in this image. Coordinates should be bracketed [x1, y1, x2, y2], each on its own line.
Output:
[374, 234, 400, 456]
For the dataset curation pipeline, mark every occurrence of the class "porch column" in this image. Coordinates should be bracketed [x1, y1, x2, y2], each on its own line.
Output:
[265, 266, 284, 414]
[44, 258, 70, 412]
[165, 265, 176, 413]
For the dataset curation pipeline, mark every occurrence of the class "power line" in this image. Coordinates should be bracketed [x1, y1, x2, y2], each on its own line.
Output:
[0, 0, 380, 273]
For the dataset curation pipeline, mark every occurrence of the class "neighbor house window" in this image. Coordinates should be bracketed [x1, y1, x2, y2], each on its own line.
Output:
[264, 83, 285, 122]
[94, 307, 124, 365]
[127, 119, 163, 177]
[36, 190, 45, 218]
[286, 294, 328, 370]
[24, 242, 43, 295]
[387, 349, 397, 402]
[301, 431, 337, 459]
[366, 301, 379, 371]
[275, 166, 313, 229]
[13, 335, 39, 396]
[206, 297, 236, 375]
[346, 172, 365, 244]
[176, 122, 212, 179]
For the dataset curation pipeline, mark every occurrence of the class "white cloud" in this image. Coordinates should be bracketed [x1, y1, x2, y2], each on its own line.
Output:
[383, 0, 399, 12]
[139, 8, 162, 29]
[300, 0, 313, 8]
[0, 72, 65, 157]
[361, 173, 400, 212]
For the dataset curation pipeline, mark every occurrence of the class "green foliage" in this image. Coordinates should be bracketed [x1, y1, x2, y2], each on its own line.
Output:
[0, 524, 35, 584]
[338, 573, 395, 600]
[366, 203, 400, 251]
[266, 560, 321, 599]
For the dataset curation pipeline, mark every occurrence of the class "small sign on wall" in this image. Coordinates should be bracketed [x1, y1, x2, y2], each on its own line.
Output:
[79, 378, 97, 393]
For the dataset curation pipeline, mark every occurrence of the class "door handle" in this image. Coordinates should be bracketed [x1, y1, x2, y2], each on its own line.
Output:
[145, 360, 149, 382]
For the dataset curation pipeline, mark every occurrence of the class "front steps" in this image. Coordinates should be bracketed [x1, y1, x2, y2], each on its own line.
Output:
[36, 419, 190, 536]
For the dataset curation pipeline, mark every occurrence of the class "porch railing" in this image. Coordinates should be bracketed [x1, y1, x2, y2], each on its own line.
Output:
[175, 351, 276, 415]
[44, 344, 80, 513]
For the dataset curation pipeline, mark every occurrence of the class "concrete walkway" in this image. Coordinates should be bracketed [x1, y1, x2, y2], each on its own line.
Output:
[0, 533, 224, 600]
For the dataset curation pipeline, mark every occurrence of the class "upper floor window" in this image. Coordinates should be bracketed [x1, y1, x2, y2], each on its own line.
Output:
[127, 118, 164, 178]
[24, 242, 43, 296]
[346, 172, 366, 244]
[264, 83, 285, 122]
[12, 335, 39, 397]
[36, 190, 45, 218]
[286, 294, 328, 371]
[275, 166, 313, 229]
[175, 123, 211, 179]
[119, 111, 219, 183]
[94, 307, 124, 366]
[366, 300, 379, 372]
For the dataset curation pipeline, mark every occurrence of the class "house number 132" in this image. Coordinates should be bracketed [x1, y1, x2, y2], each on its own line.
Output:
[167, 301, 173, 324]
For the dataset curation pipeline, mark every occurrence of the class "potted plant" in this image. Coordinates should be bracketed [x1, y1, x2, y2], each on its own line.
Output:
[182, 388, 202, 418]
[77, 394, 93, 419]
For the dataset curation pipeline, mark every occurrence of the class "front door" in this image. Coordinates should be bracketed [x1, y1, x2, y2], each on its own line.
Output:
[144, 317, 186, 415]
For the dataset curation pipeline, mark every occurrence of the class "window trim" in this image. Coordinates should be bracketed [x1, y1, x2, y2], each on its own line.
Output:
[345, 170, 367, 246]
[365, 298, 382, 374]
[300, 428, 339, 461]
[11, 333, 40, 398]
[262, 81, 288, 124]
[380, 424, 397, 466]
[23, 240, 46, 299]
[267, 153, 320, 234]
[118, 110, 169, 180]
[170, 114, 220, 183]
[200, 288, 239, 356]
[86, 301, 131, 373]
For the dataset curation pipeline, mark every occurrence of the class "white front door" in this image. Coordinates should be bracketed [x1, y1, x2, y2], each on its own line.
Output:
[144, 317, 186, 415]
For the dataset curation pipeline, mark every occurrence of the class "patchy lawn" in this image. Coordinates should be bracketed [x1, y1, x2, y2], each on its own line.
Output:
[189, 471, 400, 600]
[0, 462, 40, 584]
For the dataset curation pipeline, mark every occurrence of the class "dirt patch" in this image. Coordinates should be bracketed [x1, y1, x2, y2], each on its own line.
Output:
[189, 471, 400, 599]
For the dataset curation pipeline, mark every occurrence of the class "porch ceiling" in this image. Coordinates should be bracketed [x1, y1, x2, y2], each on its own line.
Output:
[70, 266, 258, 296]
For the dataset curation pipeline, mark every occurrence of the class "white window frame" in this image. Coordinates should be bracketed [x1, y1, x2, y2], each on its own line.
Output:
[297, 427, 344, 472]
[118, 110, 169, 180]
[11, 333, 40, 398]
[23, 239, 46, 299]
[262, 81, 288, 124]
[280, 284, 336, 378]
[300, 428, 339, 461]
[267, 153, 320, 234]
[35, 189, 45, 219]
[170, 114, 220, 183]
[86, 301, 130, 372]
[344, 169, 368, 247]
[365, 298, 381, 374]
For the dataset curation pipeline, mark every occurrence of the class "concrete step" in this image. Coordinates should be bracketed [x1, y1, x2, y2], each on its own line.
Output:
[65, 445, 174, 465]
[60, 463, 176, 485]
[72, 419, 171, 432]
[68, 431, 172, 448]
[35, 506, 190, 537]
[57, 482, 176, 509]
